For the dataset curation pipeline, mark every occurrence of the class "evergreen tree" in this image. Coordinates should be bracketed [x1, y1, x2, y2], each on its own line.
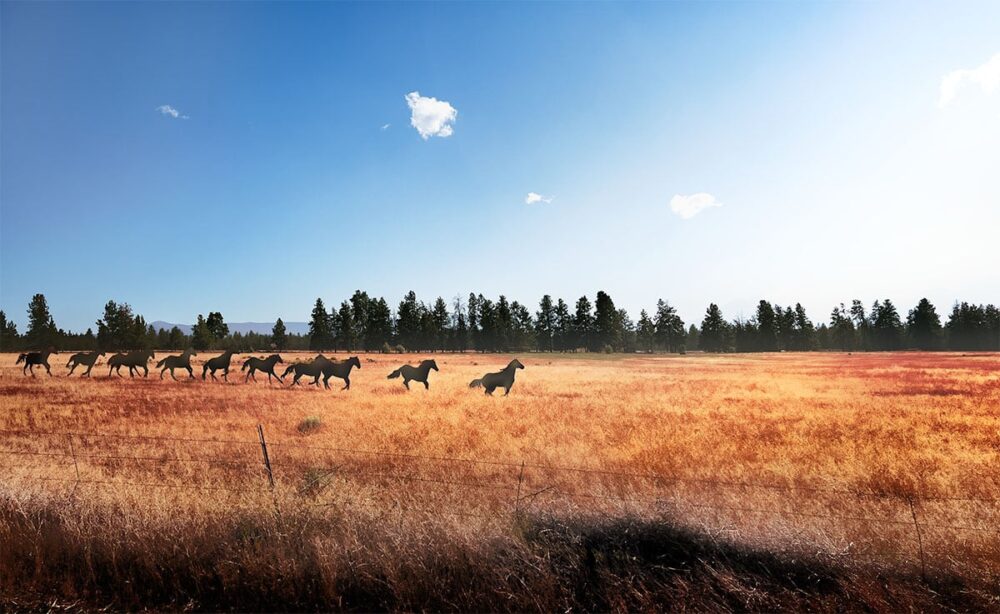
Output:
[206, 312, 229, 340]
[699, 303, 729, 353]
[308, 298, 333, 351]
[168, 326, 186, 350]
[850, 300, 870, 350]
[535, 295, 556, 352]
[96, 300, 143, 350]
[271, 318, 288, 350]
[552, 299, 570, 352]
[366, 298, 394, 350]
[870, 299, 904, 350]
[396, 291, 422, 350]
[337, 301, 356, 350]
[636, 309, 655, 352]
[467, 293, 480, 351]
[453, 301, 469, 352]
[0, 310, 19, 351]
[754, 300, 778, 351]
[906, 298, 941, 350]
[686, 324, 700, 350]
[573, 295, 594, 351]
[496, 295, 513, 352]
[190, 314, 213, 351]
[511, 301, 535, 351]
[593, 291, 621, 351]
[350, 291, 371, 350]
[431, 297, 450, 351]
[792, 303, 815, 350]
[653, 299, 685, 352]
[478, 297, 497, 352]
[829, 303, 856, 350]
[25, 293, 59, 349]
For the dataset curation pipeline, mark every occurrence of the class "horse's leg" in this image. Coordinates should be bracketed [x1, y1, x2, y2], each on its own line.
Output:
[504, 386, 511, 396]
[403, 378, 410, 390]
[222, 368, 228, 382]
[45, 362, 52, 376]
[423, 380, 429, 390]
[170, 368, 178, 381]
[28, 364, 36, 377]
[342, 377, 350, 391]
[484, 385, 494, 396]
[186, 366, 194, 379]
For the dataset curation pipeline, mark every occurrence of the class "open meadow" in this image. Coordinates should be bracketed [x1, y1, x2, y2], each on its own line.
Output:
[1, 350, 999, 611]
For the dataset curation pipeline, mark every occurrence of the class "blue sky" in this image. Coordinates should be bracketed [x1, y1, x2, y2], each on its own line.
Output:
[2, 1, 997, 331]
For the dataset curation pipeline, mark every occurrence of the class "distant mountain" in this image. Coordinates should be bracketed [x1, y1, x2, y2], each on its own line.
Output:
[150, 321, 311, 335]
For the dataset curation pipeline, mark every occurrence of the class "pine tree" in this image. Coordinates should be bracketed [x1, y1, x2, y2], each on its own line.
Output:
[25, 293, 59, 349]
[554, 299, 571, 352]
[338, 301, 356, 350]
[0, 310, 19, 351]
[206, 312, 229, 340]
[309, 298, 333, 351]
[594, 291, 621, 351]
[573, 295, 594, 351]
[431, 297, 450, 351]
[535, 295, 556, 352]
[271, 318, 288, 350]
[906, 298, 941, 350]
[636, 309, 655, 352]
[654, 299, 685, 352]
[699, 303, 729, 353]
[190, 314, 213, 351]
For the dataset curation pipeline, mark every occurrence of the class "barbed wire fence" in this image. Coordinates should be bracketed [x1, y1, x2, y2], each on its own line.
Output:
[1, 426, 998, 576]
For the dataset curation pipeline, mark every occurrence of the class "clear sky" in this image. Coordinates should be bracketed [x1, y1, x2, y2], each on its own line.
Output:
[1, 1, 997, 332]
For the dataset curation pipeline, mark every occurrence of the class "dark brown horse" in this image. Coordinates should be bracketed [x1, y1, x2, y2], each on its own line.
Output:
[202, 350, 236, 381]
[318, 356, 361, 390]
[16, 348, 57, 377]
[469, 359, 524, 396]
[283, 355, 334, 387]
[242, 354, 284, 383]
[157, 349, 196, 380]
[387, 359, 438, 390]
[108, 350, 156, 378]
[66, 351, 105, 377]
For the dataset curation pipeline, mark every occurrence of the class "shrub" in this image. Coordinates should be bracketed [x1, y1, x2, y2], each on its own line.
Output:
[297, 416, 321, 434]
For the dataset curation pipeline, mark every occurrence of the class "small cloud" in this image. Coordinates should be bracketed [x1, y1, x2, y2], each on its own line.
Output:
[405, 91, 457, 139]
[670, 193, 722, 219]
[525, 192, 553, 204]
[939, 53, 1000, 108]
[381, 123, 391, 131]
[157, 104, 189, 119]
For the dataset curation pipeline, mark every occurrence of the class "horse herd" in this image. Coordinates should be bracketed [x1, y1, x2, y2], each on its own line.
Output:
[13, 349, 527, 395]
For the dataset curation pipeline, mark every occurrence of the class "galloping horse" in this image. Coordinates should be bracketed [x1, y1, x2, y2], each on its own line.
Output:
[16, 349, 57, 377]
[202, 350, 236, 381]
[469, 359, 524, 396]
[387, 359, 439, 390]
[66, 351, 105, 377]
[108, 350, 156, 378]
[157, 349, 196, 380]
[318, 356, 361, 390]
[242, 354, 284, 383]
[283, 355, 334, 387]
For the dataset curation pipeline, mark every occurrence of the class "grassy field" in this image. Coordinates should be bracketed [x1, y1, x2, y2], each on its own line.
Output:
[1, 351, 998, 611]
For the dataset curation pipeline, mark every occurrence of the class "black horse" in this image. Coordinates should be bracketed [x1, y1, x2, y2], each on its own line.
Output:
[16, 349, 57, 377]
[318, 356, 361, 390]
[66, 351, 105, 377]
[469, 359, 524, 396]
[242, 354, 284, 383]
[108, 350, 156, 378]
[202, 350, 236, 381]
[387, 359, 439, 390]
[283, 355, 334, 387]
[157, 349, 196, 380]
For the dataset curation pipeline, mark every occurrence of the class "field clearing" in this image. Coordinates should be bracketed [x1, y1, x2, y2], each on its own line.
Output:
[1, 351, 999, 610]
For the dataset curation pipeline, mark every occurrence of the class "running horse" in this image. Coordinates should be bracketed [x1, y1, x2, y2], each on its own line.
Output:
[242, 354, 284, 384]
[387, 359, 439, 390]
[469, 359, 524, 396]
[66, 351, 105, 377]
[16, 348, 57, 377]
[317, 356, 361, 390]
[108, 349, 156, 378]
[157, 349, 197, 380]
[283, 355, 334, 387]
[202, 349, 237, 381]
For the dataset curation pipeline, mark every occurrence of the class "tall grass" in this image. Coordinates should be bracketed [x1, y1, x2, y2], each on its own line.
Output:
[1, 351, 998, 610]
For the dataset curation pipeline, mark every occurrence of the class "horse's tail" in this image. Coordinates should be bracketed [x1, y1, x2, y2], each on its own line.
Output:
[387, 368, 402, 379]
[15, 354, 26, 364]
[282, 365, 295, 377]
[156, 358, 167, 368]
[201, 364, 208, 380]
[468, 378, 483, 389]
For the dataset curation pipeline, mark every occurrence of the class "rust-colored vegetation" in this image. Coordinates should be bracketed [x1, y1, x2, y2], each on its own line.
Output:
[1, 351, 998, 610]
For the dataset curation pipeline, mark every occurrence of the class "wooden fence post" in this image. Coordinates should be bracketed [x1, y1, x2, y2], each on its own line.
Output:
[514, 460, 525, 517]
[907, 496, 927, 582]
[258, 425, 274, 489]
[67, 434, 80, 495]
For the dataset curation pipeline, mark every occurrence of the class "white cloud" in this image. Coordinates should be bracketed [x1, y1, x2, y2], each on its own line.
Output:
[381, 123, 391, 131]
[670, 193, 722, 219]
[938, 53, 1000, 108]
[525, 192, 553, 204]
[157, 104, 189, 119]
[405, 91, 457, 139]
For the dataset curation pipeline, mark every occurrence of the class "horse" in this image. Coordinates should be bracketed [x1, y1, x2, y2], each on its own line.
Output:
[469, 359, 524, 396]
[66, 351, 105, 377]
[318, 356, 361, 390]
[202, 350, 236, 381]
[157, 349, 196, 380]
[387, 359, 439, 390]
[108, 350, 156, 378]
[242, 354, 284, 383]
[16, 349, 57, 377]
[283, 355, 334, 387]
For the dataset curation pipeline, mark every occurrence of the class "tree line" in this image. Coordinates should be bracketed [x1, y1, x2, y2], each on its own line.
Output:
[1, 292, 998, 354]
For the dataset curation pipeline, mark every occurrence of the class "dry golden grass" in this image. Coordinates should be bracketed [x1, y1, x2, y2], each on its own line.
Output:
[1, 351, 998, 610]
